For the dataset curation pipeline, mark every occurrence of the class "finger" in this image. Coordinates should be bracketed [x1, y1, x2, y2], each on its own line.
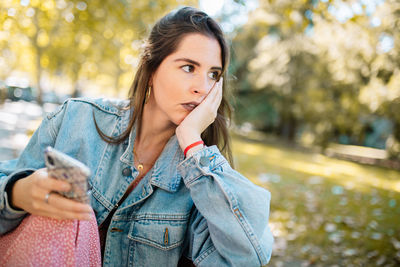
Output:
[210, 79, 223, 107]
[201, 80, 220, 106]
[46, 192, 93, 214]
[43, 196, 92, 221]
[209, 79, 221, 97]
[35, 170, 71, 192]
[39, 207, 93, 221]
[31, 189, 92, 214]
[34, 199, 92, 221]
[212, 78, 223, 96]
[30, 186, 66, 212]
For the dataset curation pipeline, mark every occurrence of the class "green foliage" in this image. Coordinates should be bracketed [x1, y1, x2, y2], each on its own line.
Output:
[0, 0, 197, 100]
[230, 0, 400, 156]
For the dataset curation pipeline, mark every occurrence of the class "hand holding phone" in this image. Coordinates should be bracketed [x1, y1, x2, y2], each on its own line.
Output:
[44, 147, 91, 204]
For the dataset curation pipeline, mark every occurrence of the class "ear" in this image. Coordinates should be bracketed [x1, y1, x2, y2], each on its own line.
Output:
[149, 74, 154, 87]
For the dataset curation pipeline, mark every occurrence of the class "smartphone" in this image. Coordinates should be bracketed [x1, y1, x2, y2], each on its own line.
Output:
[44, 146, 91, 204]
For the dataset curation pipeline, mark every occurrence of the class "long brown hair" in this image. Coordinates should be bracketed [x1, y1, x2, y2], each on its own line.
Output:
[94, 7, 233, 165]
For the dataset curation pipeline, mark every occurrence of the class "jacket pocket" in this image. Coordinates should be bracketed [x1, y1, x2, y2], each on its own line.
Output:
[127, 215, 188, 251]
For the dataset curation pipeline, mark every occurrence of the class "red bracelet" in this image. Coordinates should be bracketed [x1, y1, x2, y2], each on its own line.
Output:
[184, 141, 204, 157]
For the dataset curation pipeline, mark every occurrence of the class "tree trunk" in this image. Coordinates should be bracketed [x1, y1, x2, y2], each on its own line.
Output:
[32, 8, 42, 105]
[279, 102, 297, 141]
[71, 63, 81, 98]
[35, 47, 43, 105]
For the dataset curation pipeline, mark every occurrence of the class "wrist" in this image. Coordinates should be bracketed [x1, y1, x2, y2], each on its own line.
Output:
[184, 141, 204, 158]
[175, 126, 201, 151]
[11, 179, 25, 210]
[186, 144, 204, 158]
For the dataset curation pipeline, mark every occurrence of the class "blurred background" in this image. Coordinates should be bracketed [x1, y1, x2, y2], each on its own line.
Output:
[1, 0, 399, 266]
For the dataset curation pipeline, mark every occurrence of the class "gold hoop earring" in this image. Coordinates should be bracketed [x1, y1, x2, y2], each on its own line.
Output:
[145, 86, 151, 104]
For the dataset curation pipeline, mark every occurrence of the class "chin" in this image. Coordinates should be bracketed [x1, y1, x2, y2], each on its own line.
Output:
[166, 115, 182, 126]
[174, 118, 185, 126]
[168, 110, 189, 125]
[173, 114, 188, 126]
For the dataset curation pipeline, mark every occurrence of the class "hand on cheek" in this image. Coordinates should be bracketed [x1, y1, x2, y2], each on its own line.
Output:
[176, 78, 223, 155]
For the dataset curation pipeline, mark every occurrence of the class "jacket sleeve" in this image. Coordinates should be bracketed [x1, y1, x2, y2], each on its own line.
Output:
[0, 102, 66, 235]
[177, 145, 274, 267]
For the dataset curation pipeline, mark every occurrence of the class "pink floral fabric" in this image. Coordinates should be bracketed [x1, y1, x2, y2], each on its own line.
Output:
[0, 212, 101, 267]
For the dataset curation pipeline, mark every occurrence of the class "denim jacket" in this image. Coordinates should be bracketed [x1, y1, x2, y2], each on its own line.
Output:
[0, 98, 273, 266]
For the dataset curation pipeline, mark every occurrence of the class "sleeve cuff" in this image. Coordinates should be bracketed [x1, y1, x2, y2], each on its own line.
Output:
[177, 146, 227, 186]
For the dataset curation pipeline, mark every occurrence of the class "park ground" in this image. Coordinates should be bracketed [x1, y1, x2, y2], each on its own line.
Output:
[232, 134, 400, 266]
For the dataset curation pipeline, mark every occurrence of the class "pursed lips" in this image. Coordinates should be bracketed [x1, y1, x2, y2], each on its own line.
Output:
[181, 101, 199, 111]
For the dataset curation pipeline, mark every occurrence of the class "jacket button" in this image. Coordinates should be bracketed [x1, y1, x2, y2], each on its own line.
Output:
[122, 167, 132, 176]
[199, 156, 210, 167]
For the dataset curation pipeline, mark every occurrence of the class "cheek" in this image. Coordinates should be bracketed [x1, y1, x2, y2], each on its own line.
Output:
[152, 83, 181, 119]
[154, 90, 188, 125]
[151, 67, 188, 124]
[154, 73, 183, 103]
[153, 86, 174, 107]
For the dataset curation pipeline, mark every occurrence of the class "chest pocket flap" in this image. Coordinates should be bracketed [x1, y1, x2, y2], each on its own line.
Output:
[128, 216, 188, 251]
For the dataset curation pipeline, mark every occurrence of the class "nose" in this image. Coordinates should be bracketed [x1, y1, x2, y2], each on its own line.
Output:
[190, 74, 214, 95]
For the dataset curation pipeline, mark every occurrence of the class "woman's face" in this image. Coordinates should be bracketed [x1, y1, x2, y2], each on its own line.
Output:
[149, 33, 222, 126]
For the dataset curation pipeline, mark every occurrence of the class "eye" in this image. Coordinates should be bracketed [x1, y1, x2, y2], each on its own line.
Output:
[208, 71, 220, 81]
[182, 65, 194, 73]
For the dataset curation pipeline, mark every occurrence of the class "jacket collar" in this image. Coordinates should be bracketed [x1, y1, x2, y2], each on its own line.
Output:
[119, 123, 184, 193]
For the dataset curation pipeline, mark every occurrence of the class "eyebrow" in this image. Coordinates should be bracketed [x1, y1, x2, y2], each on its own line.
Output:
[174, 58, 222, 71]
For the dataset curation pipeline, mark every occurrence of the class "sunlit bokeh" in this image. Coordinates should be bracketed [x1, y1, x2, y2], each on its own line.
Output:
[0, 0, 399, 266]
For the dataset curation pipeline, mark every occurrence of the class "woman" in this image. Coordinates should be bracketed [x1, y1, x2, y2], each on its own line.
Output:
[0, 7, 273, 266]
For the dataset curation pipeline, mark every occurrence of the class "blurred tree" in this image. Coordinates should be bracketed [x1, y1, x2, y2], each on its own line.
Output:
[1, 0, 196, 103]
[231, 0, 400, 155]
[372, 0, 400, 159]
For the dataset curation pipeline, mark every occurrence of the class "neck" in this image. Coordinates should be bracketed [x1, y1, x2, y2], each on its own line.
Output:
[136, 102, 176, 149]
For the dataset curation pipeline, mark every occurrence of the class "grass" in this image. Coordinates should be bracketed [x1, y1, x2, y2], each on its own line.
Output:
[232, 135, 400, 267]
